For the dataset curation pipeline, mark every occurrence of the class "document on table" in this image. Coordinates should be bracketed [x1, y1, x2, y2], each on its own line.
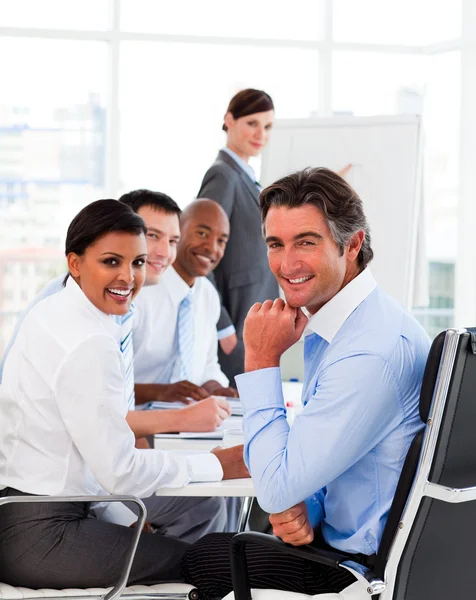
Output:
[140, 397, 244, 417]
[154, 424, 224, 440]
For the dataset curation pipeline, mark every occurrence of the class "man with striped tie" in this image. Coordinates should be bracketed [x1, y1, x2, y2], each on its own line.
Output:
[132, 198, 244, 532]
[132, 198, 238, 401]
[0, 190, 237, 542]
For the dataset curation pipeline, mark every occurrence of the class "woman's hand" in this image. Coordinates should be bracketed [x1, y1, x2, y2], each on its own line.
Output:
[180, 396, 232, 431]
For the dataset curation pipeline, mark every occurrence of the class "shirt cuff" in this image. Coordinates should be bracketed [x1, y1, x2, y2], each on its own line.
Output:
[186, 452, 224, 482]
[217, 325, 236, 340]
[235, 367, 284, 411]
[92, 501, 137, 527]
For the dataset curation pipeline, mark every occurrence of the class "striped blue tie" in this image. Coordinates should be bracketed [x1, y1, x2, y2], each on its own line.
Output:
[177, 291, 194, 381]
[120, 310, 136, 411]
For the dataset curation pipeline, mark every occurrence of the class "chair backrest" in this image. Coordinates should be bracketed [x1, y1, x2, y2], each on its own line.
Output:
[379, 328, 476, 600]
[373, 330, 446, 578]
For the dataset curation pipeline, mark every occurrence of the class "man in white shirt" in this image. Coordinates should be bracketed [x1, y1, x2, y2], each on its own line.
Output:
[133, 199, 238, 401]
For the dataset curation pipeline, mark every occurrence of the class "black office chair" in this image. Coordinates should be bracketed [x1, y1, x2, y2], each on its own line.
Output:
[226, 328, 476, 600]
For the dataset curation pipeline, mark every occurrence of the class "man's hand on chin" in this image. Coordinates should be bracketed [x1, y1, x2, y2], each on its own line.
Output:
[269, 501, 314, 546]
[243, 299, 308, 372]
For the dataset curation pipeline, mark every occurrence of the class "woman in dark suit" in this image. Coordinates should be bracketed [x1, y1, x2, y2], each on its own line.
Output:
[197, 89, 279, 383]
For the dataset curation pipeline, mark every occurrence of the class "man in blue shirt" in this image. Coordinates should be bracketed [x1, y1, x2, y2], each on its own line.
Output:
[182, 167, 430, 598]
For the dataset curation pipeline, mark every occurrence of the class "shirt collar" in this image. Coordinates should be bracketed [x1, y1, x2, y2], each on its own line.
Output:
[161, 266, 194, 306]
[305, 268, 377, 343]
[63, 276, 122, 344]
[221, 147, 257, 185]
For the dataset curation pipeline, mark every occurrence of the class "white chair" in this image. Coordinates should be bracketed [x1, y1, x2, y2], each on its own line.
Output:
[225, 328, 476, 600]
[0, 495, 199, 600]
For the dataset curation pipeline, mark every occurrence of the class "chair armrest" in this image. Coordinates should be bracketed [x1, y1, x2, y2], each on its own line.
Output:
[230, 532, 351, 600]
[0, 494, 146, 600]
[230, 532, 386, 600]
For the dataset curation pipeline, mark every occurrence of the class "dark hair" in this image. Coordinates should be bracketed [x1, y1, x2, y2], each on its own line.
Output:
[260, 167, 374, 269]
[64, 199, 146, 284]
[119, 189, 181, 216]
[223, 88, 274, 132]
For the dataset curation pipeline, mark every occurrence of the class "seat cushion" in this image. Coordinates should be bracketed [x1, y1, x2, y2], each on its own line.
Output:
[0, 583, 196, 599]
[222, 581, 366, 599]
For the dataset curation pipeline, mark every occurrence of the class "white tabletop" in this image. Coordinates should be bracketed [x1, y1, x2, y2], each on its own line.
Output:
[153, 381, 304, 452]
[154, 415, 243, 452]
[153, 437, 225, 452]
[155, 477, 255, 497]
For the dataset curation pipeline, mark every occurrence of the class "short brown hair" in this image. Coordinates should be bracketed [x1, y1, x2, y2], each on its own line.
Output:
[223, 89, 274, 132]
[260, 167, 374, 269]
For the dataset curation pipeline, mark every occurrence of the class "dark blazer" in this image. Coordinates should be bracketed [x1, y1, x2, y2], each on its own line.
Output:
[197, 150, 279, 382]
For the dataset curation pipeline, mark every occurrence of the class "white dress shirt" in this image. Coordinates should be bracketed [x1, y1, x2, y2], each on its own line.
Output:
[0, 274, 139, 525]
[0, 278, 223, 511]
[133, 266, 228, 386]
[221, 147, 259, 188]
[303, 267, 378, 342]
[0, 274, 136, 412]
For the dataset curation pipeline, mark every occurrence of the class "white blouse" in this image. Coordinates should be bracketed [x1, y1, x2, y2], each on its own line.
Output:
[0, 278, 222, 508]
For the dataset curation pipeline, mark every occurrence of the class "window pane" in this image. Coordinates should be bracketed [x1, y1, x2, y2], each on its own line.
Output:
[413, 262, 455, 340]
[416, 51, 460, 336]
[333, 50, 460, 338]
[332, 52, 426, 115]
[121, 0, 323, 40]
[119, 42, 319, 204]
[0, 0, 111, 29]
[0, 39, 107, 355]
[333, 0, 461, 45]
[424, 52, 460, 263]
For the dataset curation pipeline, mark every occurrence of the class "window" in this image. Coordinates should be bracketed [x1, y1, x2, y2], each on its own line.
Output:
[0, 38, 107, 352]
[121, 0, 323, 40]
[0, 0, 469, 352]
[0, 0, 111, 30]
[332, 52, 426, 116]
[119, 42, 319, 204]
[333, 0, 461, 45]
[414, 261, 455, 340]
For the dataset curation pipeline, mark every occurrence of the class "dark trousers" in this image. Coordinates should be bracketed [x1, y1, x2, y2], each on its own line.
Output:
[0, 488, 190, 589]
[181, 532, 356, 600]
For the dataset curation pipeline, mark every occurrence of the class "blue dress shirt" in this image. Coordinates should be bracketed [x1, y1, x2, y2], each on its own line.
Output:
[221, 147, 260, 189]
[236, 268, 431, 556]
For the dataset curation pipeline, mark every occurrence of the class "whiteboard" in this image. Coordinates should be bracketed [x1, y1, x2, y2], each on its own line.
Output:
[260, 115, 423, 308]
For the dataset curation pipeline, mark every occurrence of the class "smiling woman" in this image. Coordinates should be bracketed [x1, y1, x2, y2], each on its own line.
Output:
[0, 199, 201, 588]
[197, 88, 280, 382]
[63, 199, 147, 315]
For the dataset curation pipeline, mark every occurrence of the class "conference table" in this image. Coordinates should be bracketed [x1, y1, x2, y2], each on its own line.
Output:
[153, 381, 303, 532]
[155, 477, 255, 532]
[154, 415, 254, 531]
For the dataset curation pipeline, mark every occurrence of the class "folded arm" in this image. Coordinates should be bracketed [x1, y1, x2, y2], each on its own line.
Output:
[236, 355, 401, 514]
